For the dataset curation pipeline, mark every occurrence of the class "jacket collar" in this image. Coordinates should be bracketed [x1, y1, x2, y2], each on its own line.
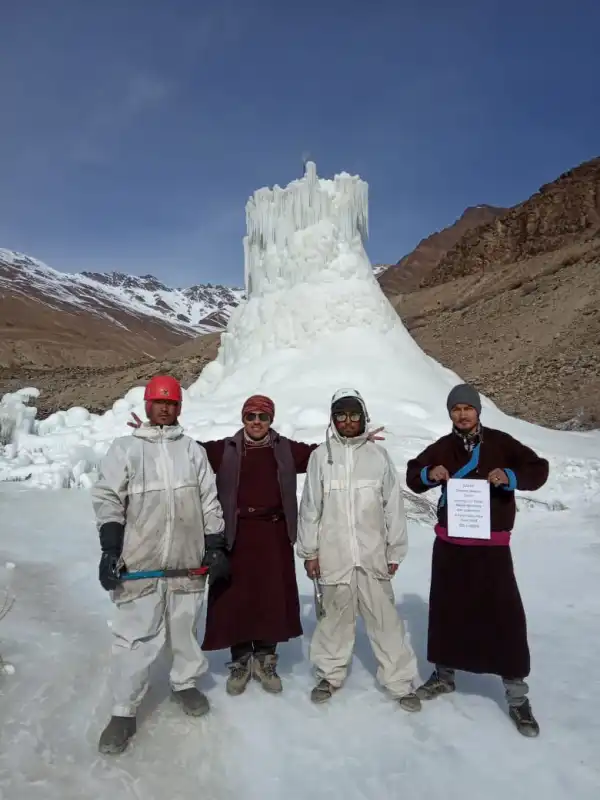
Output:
[133, 423, 184, 442]
[325, 423, 368, 464]
[330, 423, 368, 447]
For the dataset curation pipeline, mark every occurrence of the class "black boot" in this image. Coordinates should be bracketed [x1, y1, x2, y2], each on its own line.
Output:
[509, 699, 540, 737]
[98, 715, 136, 755]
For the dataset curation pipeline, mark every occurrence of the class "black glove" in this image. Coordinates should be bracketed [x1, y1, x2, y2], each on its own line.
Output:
[98, 522, 125, 592]
[202, 534, 231, 584]
[99, 552, 123, 591]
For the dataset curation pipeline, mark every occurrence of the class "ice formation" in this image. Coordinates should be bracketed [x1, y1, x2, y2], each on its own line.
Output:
[0, 162, 599, 507]
[191, 161, 457, 404]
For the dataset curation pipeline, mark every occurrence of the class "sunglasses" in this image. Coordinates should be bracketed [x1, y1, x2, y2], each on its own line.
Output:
[244, 412, 271, 422]
[333, 412, 363, 423]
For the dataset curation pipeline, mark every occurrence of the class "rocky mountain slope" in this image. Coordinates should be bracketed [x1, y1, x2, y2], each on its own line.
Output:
[0, 249, 243, 367]
[420, 157, 600, 288]
[0, 334, 221, 419]
[388, 156, 600, 428]
[378, 205, 507, 296]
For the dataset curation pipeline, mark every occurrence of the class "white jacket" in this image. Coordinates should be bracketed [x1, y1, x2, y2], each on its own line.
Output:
[297, 424, 408, 585]
[91, 424, 224, 602]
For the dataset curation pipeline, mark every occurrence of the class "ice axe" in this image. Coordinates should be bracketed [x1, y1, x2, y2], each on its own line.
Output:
[313, 577, 325, 621]
[120, 567, 209, 581]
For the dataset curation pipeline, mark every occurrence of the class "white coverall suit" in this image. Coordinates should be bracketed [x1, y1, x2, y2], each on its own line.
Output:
[297, 394, 417, 698]
[91, 423, 224, 717]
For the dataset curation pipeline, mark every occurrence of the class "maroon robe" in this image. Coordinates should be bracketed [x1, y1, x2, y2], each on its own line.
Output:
[406, 426, 549, 678]
[200, 435, 316, 651]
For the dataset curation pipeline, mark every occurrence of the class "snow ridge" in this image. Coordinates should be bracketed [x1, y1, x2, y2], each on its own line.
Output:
[0, 248, 244, 334]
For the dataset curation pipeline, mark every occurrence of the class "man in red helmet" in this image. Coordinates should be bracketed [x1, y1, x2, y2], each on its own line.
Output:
[91, 375, 228, 755]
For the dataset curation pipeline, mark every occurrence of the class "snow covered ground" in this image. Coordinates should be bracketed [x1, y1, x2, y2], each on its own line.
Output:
[1, 162, 599, 798]
[1, 484, 599, 800]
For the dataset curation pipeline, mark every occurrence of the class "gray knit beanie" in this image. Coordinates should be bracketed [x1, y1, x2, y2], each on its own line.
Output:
[446, 383, 482, 416]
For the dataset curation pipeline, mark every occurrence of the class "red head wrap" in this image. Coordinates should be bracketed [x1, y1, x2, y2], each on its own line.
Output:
[241, 395, 275, 420]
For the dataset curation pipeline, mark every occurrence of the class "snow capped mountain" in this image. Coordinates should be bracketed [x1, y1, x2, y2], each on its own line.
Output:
[0, 248, 243, 335]
[371, 263, 389, 277]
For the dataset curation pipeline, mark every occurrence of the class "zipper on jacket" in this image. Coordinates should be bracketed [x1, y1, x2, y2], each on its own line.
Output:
[160, 435, 175, 568]
[345, 441, 361, 566]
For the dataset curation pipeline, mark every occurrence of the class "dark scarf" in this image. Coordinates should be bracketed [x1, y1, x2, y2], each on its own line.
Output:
[452, 423, 482, 453]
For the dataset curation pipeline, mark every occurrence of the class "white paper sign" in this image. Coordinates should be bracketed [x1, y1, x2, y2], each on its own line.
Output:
[447, 478, 491, 539]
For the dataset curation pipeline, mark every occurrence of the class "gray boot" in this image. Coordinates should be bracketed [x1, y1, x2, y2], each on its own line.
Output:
[397, 692, 422, 712]
[226, 654, 253, 696]
[310, 679, 337, 704]
[252, 653, 283, 693]
[172, 687, 210, 717]
[508, 698, 540, 737]
[415, 668, 456, 700]
[98, 715, 136, 755]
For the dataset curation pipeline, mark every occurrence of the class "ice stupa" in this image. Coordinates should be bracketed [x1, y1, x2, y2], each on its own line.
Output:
[188, 161, 463, 435]
[0, 162, 598, 502]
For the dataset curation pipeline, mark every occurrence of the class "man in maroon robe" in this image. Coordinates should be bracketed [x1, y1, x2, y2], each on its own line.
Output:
[405, 384, 549, 737]
[199, 395, 317, 695]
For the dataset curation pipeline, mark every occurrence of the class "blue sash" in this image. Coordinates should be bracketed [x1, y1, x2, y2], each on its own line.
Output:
[438, 443, 481, 509]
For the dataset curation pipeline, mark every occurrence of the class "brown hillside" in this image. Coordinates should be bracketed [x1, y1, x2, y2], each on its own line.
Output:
[394, 238, 600, 428]
[378, 205, 506, 296]
[376, 155, 600, 428]
[0, 334, 221, 418]
[421, 157, 600, 288]
[0, 293, 192, 368]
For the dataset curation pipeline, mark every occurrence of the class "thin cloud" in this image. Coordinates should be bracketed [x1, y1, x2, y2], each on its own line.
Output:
[71, 70, 171, 164]
[69, 3, 247, 166]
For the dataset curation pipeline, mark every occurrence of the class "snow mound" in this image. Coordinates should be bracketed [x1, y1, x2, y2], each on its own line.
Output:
[1, 162, 600, 509]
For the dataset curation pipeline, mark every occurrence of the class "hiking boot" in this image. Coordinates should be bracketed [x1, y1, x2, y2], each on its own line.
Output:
[415, 669, 456, 701]
[252, 653, 283, 693]
[509, 699, 540, 737]
[397, 692, 422, 713]
[310, 679, 337, 704]
[98, 715, 136, 755]
[171, 687, 210, 717]
[226, 655, 253, 696]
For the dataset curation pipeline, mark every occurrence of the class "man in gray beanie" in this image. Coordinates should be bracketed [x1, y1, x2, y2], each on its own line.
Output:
[405, 382, 549, 738]
[446, 383, 482, 417]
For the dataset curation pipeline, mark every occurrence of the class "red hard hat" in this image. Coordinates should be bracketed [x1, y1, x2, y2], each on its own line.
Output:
[144, 375, 182, 403]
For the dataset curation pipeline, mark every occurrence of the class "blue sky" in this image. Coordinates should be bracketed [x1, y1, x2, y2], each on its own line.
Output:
[1, 0, 598, 288]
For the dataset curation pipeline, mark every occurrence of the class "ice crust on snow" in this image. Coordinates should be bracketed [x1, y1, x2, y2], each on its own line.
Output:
[1, 163, 600, 509]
